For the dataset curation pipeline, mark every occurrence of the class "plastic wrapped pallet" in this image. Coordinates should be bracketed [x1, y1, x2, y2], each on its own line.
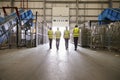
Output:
[106, 22, 120, 51]
[86, 21, 120, 51]
[90, 24, 107, 49]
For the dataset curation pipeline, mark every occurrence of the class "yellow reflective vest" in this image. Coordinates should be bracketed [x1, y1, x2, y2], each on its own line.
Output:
[64, 30, 70, 39]
[73, 27, 80, 37]
[48, 30, 53, 39]
[55, 30, 61, 39]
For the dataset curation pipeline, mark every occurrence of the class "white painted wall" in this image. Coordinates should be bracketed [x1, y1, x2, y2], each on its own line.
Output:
[52, 7, 69, 17]
[52, 7, 69, 27]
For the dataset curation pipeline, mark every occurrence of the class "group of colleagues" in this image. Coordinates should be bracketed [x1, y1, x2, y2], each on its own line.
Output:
[48, 25, 80, 51]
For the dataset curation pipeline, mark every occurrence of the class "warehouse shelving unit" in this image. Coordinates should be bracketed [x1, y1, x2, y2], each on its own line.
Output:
[0, 7, 39, 49]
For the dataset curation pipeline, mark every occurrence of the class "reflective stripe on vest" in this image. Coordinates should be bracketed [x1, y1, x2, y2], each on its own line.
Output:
[55, 31, 61, 39]
[73, 28, 79, 37]
[64, 30, 70, 38]
[48, 30, 53, 39]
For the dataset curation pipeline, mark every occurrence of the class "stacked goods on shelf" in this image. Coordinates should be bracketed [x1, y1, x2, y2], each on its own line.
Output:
[37, 21, 48, 44]
[80, 26, 91, 47]
[115, 22, 120, 50]
[90, 25, 107, 49]
[99, 25, 107, 48]
[107, 22, 120, 51]
[89, 22, 120, 51]
[90, 25, 100, 48]
[87, 28, 91, 47]
[0, 9, 36, 49]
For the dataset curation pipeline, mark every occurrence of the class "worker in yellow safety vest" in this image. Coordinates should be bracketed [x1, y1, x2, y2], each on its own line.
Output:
[55, 27, 61, 50]
[48, 27, 53, 49]
[73, 25, 80, 50]
[63, 27, 70, 50]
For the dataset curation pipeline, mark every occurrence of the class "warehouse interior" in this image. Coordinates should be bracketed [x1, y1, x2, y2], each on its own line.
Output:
[0, 0, 120, 80]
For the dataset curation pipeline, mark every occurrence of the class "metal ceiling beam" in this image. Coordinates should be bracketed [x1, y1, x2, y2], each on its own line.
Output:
[45, 20, 95, 23]
[14, 0, 44, 2]
[112, 1, 120, 3]
[0, 7, 104, 10]
[70, 8, 104, 10]
[45, 1, 109, 4]
[74, 15, 98, 17]
[2, 0, 120, 3]
[56, 15, 97, 17]
[12, 0, 109, 4]
[0, 0, 9, 2]
[36, 15, 98, 17]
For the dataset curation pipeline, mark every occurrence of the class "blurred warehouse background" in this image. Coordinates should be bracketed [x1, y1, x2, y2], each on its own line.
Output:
[0, 0, 120, 80]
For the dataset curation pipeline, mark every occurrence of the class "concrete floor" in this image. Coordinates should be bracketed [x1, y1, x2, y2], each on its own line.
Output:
[0, 42, 120, 80]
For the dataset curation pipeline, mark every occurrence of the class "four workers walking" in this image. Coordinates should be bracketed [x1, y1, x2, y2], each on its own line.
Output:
[48, 25, 80, 50]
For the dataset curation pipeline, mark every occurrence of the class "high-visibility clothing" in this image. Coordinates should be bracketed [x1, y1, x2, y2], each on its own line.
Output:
[55, 30, 61, 39]
[48, 30, 53, 39]
[64, 30, 70, 39]
[73, 27, 80, 37]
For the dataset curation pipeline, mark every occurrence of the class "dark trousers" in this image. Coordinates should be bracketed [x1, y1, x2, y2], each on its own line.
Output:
[49, 39, 52, 49]
[64, 38, 69, 49]
[56, 39, 60, 49]
[74, 37, 78, 50]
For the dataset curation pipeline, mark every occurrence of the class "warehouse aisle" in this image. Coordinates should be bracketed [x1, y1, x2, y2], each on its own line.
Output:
[0, 41, 120, 80]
